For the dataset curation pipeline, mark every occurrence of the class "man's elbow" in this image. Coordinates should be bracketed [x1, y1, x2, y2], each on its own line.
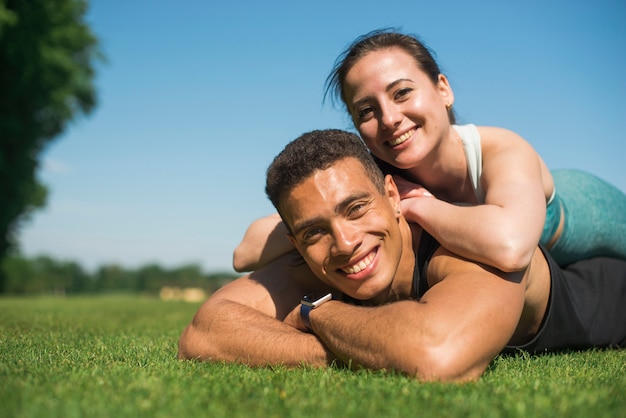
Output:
[177, 323, 217, 362]
[177, 325, 196, 360]
[413, 350, 486, 382]
[396, 334, 490, 382]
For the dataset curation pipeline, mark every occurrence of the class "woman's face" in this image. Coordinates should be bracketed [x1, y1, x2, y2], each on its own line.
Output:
[343, 47, 454, 170]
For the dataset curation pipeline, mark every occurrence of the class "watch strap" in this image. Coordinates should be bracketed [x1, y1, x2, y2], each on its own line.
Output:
[300, 303, 314, 330]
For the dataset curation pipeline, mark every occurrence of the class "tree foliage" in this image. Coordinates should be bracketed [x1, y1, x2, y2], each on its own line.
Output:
[0, 253, 239, 295]
[0, 0, 102, 291]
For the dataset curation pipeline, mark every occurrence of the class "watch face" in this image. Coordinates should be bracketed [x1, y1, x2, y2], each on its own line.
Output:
[302, 291, 333, 307]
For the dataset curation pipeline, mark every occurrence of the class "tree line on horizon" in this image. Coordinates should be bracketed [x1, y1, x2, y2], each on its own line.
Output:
[0, 253, 239, 295]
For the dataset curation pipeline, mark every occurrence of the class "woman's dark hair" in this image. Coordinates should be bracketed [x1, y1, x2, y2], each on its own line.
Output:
[324, 28, 455, 123]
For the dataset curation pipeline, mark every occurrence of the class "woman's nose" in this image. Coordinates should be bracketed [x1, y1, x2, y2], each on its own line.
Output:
[379, 102, 402, 130]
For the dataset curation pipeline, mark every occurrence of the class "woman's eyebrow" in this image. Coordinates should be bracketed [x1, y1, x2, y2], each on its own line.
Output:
[351, 78, 413, 109]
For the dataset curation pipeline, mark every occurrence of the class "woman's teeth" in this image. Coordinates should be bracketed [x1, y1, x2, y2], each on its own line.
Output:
[388, 129, 415, 146]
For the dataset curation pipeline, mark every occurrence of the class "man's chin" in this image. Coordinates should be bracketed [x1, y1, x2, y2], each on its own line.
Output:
[345, 285, 386, 304]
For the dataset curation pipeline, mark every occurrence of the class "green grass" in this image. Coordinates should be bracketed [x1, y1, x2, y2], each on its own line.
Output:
[1, 296, 624, 418]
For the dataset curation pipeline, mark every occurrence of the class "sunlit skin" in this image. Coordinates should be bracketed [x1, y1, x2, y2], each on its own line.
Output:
[281, 157, 416, 304]
[178, 153, 554, 380]
[233, 48, 553, 274]
[343, 47, 469, 201]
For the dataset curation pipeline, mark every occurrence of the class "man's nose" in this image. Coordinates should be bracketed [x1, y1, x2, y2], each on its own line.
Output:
[330, 221, 361, 256]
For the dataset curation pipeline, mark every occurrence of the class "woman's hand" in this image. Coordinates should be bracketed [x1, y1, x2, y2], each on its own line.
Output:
[393, 175, 434, 200]
[393, 175, 435, 223]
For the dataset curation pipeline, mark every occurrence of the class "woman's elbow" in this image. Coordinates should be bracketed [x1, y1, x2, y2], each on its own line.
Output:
[232, 245, 256, 272]
[491, 240, 536, 272]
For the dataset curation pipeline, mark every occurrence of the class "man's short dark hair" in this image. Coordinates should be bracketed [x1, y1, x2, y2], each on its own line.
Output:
[266, 129, 386, 222]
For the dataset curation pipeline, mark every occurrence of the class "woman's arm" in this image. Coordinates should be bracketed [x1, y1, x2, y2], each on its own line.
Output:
[232, 213, 294, 272]
[401, 127, 549, 272]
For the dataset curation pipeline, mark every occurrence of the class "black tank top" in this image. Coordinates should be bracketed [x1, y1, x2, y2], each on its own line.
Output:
[413, 231, 440, 299]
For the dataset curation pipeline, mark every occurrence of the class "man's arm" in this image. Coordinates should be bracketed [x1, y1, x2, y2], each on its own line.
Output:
[179, 253, 335, 367]
[300, 248, 527, 382]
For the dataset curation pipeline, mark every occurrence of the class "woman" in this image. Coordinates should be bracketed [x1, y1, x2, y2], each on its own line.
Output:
[233, 29, 626, 272]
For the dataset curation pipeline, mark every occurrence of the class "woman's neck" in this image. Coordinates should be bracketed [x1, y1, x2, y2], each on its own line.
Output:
[404, 129, 472, 202]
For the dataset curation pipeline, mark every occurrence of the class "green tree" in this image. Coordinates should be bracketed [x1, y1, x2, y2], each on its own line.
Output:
[1, 254, 34, 294]
[135, 263, 167, 293]
[0, 254, 91, 294]
[94, 264, 136, 293]
[0, 0, 102, 292]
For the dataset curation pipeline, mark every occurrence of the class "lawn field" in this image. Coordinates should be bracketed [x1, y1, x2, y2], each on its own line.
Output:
[1, 295, 624, 418]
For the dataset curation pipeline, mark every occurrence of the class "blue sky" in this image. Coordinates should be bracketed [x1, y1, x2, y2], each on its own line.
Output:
[18, 0, 626, 273]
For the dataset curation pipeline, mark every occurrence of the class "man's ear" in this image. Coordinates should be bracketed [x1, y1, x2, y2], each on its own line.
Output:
[287, 232, 301, 253]
[384, 175, 402, 217]
[287, 232, 296, 246]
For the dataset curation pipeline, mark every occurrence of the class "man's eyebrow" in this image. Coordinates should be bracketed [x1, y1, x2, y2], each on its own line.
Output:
[291, 217, 323, 237]
[335, 191, 371, 213]
[291, 191, 372, 236]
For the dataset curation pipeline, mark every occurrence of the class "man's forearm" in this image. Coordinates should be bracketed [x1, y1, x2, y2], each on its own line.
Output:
[179, 299, 334, 367]
[306, 264, 524, 382]
[307, 300, 425, 374]
[307, 299, 491, 381]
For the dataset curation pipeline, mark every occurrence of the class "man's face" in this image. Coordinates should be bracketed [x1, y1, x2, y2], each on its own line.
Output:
[281, 157, 407, 302]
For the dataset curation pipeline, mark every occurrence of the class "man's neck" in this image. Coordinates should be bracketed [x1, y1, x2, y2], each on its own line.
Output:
[373, 218, 422, 304]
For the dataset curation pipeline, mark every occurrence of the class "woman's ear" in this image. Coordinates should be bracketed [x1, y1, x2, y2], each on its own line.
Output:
[437, 74, 454, 107]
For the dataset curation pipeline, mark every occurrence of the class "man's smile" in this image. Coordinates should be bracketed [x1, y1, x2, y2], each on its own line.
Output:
[339, 247, 378, 276]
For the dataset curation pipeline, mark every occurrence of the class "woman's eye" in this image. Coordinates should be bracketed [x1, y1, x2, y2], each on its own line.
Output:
[356, 106, 373, 121]
[395, 88, 412, 101]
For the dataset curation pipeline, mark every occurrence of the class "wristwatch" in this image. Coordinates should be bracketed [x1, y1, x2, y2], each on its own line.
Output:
[300, 291, 333, 331]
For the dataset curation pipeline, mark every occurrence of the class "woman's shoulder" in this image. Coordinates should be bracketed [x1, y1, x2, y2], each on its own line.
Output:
[475, 126, 529, 149]
[475, 125, 521, 138]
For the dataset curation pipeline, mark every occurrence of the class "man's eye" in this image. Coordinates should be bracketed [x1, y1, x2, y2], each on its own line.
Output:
[303, 227, 324, 241]
[348, 202, 367, 217]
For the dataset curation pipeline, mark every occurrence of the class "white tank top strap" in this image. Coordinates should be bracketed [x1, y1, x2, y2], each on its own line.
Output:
[453, 124, 485, 203]
[547, 186, 556, 205]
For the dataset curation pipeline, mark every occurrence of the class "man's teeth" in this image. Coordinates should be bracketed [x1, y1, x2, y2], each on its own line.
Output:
[389, 129, 415, 146]
[342, 251, 376, 274]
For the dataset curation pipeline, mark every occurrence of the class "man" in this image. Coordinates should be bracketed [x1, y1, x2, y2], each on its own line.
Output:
[179, 129, 626, 382]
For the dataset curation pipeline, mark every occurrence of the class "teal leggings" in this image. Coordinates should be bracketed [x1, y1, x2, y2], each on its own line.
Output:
[541, 169, 626, 266]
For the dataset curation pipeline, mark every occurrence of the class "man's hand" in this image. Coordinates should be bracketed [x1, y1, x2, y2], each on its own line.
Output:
[284, 303, 307, 332]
